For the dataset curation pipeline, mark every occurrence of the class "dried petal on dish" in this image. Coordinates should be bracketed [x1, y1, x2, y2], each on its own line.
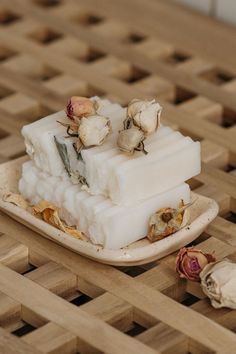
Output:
[32, 200, 86, 241]
[3, 192, 29, 210]
[64, 225, 86, 240]
[147, 200, 190, 242]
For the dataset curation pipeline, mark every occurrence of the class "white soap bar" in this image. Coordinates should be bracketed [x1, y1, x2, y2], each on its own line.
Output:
[22, 110, 67, 176]
[80, 126, 171, 196]
[88, 183, 190, 249]
[109, 139, 200, 205]
[19, 161, 190, 250]
[21, 98, 200, 206]
[81, 128, 200, 205]
[22, 98, 125, 181]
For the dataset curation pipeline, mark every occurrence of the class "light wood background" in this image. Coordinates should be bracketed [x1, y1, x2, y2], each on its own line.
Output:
[175, 0, 236, 26]
[0, 0, 235, 353]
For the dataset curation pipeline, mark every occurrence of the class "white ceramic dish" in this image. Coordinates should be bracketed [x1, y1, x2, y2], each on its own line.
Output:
[0, 157, 219, 266]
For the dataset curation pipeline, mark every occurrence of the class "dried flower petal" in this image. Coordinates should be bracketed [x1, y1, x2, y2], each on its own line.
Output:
[147, 200, 189, 242]
[32, 200, 86, 240]
[66, 96, 96, 121]
[3, 192, 29, 210]
[78, 115, 111, 147]
[117, 127, 147, 154]
[64, 226, 86, 240]
[127, 98, 162, 134]
[200, 259, 236, 309]
[176, 247, 216, 282]
[57, 120, 79, 137]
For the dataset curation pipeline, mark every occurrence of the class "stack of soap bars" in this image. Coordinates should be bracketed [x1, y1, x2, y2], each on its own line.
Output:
[19, 97, 200, 249]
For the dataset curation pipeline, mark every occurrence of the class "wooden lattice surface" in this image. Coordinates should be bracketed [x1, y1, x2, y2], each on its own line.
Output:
[0, 0, 235, 353]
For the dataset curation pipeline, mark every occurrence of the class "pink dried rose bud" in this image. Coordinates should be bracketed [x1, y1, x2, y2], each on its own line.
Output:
[66, 96, 96, 120]
[176, 247, 216, 282]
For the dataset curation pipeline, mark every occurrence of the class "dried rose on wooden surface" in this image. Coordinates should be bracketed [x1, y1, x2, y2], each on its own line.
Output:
[66, 96, 96, 121]
[32, 200, 86, 240]
[176, 247, 216, 282]
[200, 259, 236, 309]
[127, 98, 162, 134]
[147, 200, 189, 242]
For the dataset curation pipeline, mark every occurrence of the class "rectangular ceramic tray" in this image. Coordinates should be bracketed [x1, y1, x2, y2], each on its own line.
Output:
[0, 157, 219, 266]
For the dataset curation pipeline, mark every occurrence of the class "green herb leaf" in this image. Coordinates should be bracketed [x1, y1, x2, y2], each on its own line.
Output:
[73, 142, 83, 161]
[54, 136, 71, 176]
[54, 136, 89, 187]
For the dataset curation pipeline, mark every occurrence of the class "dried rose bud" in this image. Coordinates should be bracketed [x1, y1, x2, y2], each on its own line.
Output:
[66, 96, 96, 121]
[78, 115, 111, 148]
[57, 120, 79, 137]
[200, 259, 236, 309]
[176, 247, 216, 282]
[147, 200, 188, 243]
[127, 98, 162, 134]
[117, 127, 147, 154]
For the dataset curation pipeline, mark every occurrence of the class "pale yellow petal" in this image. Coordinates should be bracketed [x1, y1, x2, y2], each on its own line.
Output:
[32, 200, 86, 241]
[3, 192, 29, 210]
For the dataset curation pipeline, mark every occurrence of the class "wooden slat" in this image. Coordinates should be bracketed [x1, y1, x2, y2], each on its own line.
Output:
[3, 0, 236, 113]
[0, 30, 236, 157]
[25, 261, 78, 299]
[0, 234, 29, 273]
[0, 108, 28, 135]
[0, 291, 21, 328]
[80, 0, 236, 74]
[0, 263, 157, 354]
[1, 213, 236, 353]
[206, 217, 236, 247]
[0, 1, 235, 352]
[0, 327, 43, 354]
[23, 322, 77, 354]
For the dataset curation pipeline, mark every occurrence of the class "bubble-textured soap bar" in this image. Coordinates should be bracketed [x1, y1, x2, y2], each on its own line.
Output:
[21, 98, 200, 206]
[19, 161, 190, 249]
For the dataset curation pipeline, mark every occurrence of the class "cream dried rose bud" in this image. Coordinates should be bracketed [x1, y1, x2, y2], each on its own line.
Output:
[200, 260, 236, 309]
[127, 99, 162, 134]
[78, 115, 111, 148]
[147, 201, 189, 243]
[66, 96, 96, 121]
[117, 127, 147, 154]
[176, 247, 216, 282]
